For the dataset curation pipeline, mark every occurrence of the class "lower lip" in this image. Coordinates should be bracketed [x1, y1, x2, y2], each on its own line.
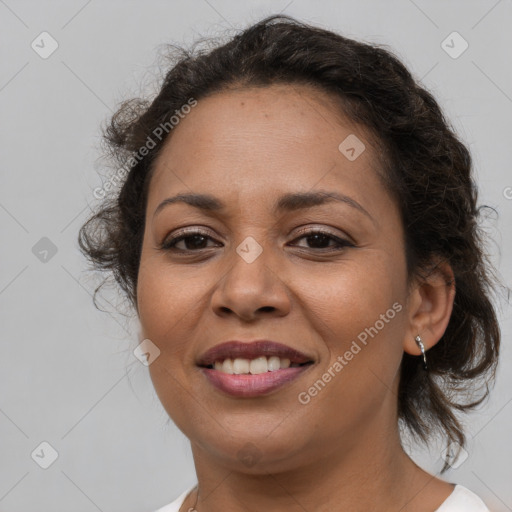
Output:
[199, 365, 312, 397]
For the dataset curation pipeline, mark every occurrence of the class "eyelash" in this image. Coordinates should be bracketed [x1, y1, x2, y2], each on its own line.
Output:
[160, 227, 355, 253]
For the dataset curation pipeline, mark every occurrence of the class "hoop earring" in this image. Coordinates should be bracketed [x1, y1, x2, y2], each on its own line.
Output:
[415, 335, 428, 371]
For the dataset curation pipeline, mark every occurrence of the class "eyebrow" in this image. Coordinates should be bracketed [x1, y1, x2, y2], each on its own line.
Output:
[153, 190, 375, 224]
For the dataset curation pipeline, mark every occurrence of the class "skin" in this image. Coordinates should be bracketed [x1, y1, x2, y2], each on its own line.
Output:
[136, 83, 456, 512]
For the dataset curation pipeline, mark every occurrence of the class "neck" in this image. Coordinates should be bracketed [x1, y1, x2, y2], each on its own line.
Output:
[181, 375, 454, 512]
[185, 421, 442, 512]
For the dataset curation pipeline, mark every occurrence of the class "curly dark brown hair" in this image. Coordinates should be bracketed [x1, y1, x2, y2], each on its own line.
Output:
[78, 14, 502, 471]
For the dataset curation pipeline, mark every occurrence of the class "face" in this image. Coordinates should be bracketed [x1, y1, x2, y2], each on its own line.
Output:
[137, 83, 411, 472]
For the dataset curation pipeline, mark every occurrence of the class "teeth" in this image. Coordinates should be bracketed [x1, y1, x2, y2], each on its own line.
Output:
[267, 356, 281, 371]
[249, 356, 268, 374]
[212, 356, 298, 374]
[221, 359, 233, 374]
[233, 358, 250, 374]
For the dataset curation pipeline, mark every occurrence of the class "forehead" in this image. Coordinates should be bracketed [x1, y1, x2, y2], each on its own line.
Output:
[148, 84, 387, 210]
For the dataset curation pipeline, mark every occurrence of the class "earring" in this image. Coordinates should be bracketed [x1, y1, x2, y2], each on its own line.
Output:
[415, 335, 428, 371]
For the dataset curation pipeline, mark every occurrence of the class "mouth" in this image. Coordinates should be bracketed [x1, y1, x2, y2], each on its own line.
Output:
[202, 356, 312, 374]
[196, 340, 315, 397]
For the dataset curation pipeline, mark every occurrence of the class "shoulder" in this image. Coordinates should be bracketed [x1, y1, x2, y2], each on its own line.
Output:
[152, 485, 196, 512]
[435, 484, 490, 512]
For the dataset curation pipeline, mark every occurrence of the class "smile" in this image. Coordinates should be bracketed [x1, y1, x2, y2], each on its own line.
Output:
[208, 356, 309, 374]
[199, 360, 314, 397]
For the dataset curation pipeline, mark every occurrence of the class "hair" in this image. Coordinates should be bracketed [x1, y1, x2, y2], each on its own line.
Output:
[78, 14, 503, 471]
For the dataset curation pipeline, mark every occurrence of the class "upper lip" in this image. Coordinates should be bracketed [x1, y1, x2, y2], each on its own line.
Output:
[196, 340, 314, 367]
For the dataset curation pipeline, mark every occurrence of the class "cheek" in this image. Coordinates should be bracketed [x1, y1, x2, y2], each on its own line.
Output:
[297, 252, 406, 403]
[137, 259, 204, 430]
[303, 253, 404, 343]
[136, 256, 203, 404]
[137, 253, 200, 339]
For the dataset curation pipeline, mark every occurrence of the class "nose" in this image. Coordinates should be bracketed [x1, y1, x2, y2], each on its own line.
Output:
[210, 245, 291, 321]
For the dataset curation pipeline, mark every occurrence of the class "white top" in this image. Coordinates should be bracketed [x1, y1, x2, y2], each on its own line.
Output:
[153, 483, 490, 511]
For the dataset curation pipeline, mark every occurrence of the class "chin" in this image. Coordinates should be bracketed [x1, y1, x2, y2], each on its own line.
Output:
[189, 421, 315, 473]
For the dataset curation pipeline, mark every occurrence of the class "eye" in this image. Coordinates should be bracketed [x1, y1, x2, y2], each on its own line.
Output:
[160, 227, 355, 253]
[289, 228, 354, 251]
[161, 229, 221, 252]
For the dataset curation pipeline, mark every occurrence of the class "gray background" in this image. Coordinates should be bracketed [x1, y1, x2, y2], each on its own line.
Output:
[1, 1, 511, 511]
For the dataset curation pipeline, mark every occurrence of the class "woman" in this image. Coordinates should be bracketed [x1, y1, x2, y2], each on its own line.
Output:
[79, 15, 501, 512]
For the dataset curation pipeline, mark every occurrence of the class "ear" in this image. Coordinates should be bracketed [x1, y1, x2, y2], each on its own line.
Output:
[403, 259, 456, 356]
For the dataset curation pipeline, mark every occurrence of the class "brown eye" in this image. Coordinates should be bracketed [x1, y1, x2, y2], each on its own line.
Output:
[290, 229, 354, 251]
[161, 230, 221, 252]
